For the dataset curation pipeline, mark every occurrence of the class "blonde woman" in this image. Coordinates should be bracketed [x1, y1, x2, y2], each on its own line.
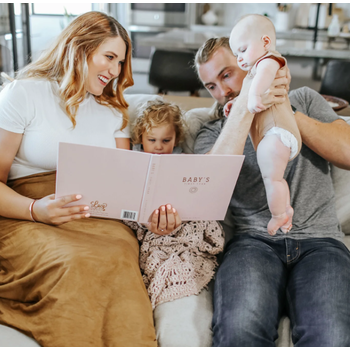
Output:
[0, 12, 156, 346]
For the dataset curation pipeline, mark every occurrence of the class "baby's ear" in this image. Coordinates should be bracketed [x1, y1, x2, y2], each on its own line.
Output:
[261, 35, 272, 50]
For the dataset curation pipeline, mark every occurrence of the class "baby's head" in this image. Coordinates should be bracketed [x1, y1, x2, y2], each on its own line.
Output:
[132, 100, 186, 154]
[229, 14, 276, 71]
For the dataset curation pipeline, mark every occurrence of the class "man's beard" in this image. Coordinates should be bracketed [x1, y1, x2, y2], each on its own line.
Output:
[222, 91, 240, 107]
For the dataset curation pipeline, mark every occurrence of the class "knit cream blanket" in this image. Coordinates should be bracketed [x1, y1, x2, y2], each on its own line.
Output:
[124, 220, 224, 309]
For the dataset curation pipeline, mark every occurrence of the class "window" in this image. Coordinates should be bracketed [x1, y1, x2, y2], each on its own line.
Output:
[32, 3, 93, 16]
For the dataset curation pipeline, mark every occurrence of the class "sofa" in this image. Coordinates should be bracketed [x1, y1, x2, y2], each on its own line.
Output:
[1, 93, 349, 347]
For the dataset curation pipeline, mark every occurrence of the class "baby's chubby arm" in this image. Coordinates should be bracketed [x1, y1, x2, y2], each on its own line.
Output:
[248, 58, 281, 113]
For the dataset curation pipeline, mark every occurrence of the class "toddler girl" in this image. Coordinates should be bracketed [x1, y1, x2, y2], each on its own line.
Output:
[226, 14, 302, 236]
[124, 100, 224, 309]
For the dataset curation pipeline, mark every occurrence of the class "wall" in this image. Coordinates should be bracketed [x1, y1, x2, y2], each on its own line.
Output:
[29, 2, 350, 60]
[28, 3, 350, 95]
[30, 15, 66, 61]
[29, 3, 105, 61]
[203, 3, 350, 29]
[198, 3, 350, 93]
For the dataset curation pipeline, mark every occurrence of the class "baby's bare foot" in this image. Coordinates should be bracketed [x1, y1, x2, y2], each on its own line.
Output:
[267, 213, 289, 236]
[281, 206, 294, 233]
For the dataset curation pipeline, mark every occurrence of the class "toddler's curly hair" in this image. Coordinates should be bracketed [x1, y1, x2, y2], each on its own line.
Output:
[132, 100, 187, 146]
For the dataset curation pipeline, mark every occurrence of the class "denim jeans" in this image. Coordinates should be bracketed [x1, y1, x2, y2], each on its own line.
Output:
[212, 234, 350, 346]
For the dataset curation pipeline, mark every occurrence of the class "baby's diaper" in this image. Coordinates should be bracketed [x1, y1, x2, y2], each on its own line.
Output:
[264, 127, 298, 159]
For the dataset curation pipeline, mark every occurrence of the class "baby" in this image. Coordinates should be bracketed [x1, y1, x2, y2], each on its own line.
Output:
[124, 100, 224, 309]
[226, 14, 302, 236]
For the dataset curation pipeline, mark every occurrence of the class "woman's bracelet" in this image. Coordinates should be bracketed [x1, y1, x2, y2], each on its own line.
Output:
[29, 199, 37, 222]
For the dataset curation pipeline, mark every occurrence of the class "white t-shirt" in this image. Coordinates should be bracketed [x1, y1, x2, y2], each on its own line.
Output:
[0, 79, 130, 180]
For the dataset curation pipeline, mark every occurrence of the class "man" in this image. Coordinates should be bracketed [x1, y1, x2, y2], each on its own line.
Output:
[194, 37, 350, 346]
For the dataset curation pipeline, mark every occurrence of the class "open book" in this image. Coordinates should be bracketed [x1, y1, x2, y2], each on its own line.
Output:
[56, 142, 244, 223]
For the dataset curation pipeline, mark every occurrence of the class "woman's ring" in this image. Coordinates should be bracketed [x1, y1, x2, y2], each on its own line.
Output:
[160, 229, 164, 232]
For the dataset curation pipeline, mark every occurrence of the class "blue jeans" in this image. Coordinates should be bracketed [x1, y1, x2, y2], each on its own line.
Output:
[212, 234, 350, 346]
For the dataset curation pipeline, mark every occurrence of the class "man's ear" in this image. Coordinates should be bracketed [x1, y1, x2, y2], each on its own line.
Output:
[261, 35, 272, 50]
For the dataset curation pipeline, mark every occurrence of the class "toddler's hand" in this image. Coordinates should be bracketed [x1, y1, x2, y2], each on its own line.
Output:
[147, 203, 181, 235]
[248, 94, 266, 114]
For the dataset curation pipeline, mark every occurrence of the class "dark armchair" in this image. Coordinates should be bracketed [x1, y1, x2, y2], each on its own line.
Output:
[319, 60, 350, 103]
[148, 49, 203, 96]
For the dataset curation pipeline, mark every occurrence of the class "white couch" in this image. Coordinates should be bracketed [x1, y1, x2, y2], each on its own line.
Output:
[1, 94, 349, 347]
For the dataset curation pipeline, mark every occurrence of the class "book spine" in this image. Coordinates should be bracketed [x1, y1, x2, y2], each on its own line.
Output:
[139, 155, 161, 223]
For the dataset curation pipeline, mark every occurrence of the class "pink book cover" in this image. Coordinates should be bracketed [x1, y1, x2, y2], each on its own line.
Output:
[56, 142, 244, 223]
[56, 142, 151, 221]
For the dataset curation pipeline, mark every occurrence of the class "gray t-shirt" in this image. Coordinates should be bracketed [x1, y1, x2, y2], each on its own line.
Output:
[194, 87, 343, 241]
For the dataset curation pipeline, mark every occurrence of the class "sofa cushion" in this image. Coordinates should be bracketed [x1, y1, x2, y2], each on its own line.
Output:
[181, 107, 213, 154]
[124, 93, 162, 127]
[181, 107, 214, 154]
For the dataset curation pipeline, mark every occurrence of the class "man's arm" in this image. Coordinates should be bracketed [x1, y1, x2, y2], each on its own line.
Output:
[290, 87, 350, 170]
[210, 93, 254, 155]
[296, 113, 350, 170]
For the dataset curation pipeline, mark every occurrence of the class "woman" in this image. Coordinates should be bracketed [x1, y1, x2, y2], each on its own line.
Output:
[0, 12, 156, 346]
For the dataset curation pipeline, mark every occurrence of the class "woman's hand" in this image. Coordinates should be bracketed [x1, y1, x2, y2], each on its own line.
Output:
[32, 194, 90, 225]
[146, 203, 181, 235]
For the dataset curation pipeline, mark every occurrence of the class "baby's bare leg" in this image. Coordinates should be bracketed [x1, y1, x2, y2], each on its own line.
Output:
[257, 135, 291, 235]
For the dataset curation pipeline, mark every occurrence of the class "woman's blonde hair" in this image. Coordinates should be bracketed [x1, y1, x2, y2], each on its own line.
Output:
[16, 11, 133, 129]
[132, 100, 187, 146]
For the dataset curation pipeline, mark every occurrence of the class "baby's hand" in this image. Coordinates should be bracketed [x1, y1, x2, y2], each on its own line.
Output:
[223, 98, 238, 117]
[248, 94, 267, 114]
[223, 101, 233, 117]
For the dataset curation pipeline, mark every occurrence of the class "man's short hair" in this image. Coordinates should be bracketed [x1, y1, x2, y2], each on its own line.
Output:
[194, 37, 230, 73]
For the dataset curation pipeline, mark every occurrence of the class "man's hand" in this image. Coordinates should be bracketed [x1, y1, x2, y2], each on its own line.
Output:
[260, 68, 289, 109]
[284, 63, 292, 92]
[246, 65, 290, 111]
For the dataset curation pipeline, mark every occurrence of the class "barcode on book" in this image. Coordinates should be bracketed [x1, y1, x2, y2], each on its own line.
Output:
[121, 210, 138, 221]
